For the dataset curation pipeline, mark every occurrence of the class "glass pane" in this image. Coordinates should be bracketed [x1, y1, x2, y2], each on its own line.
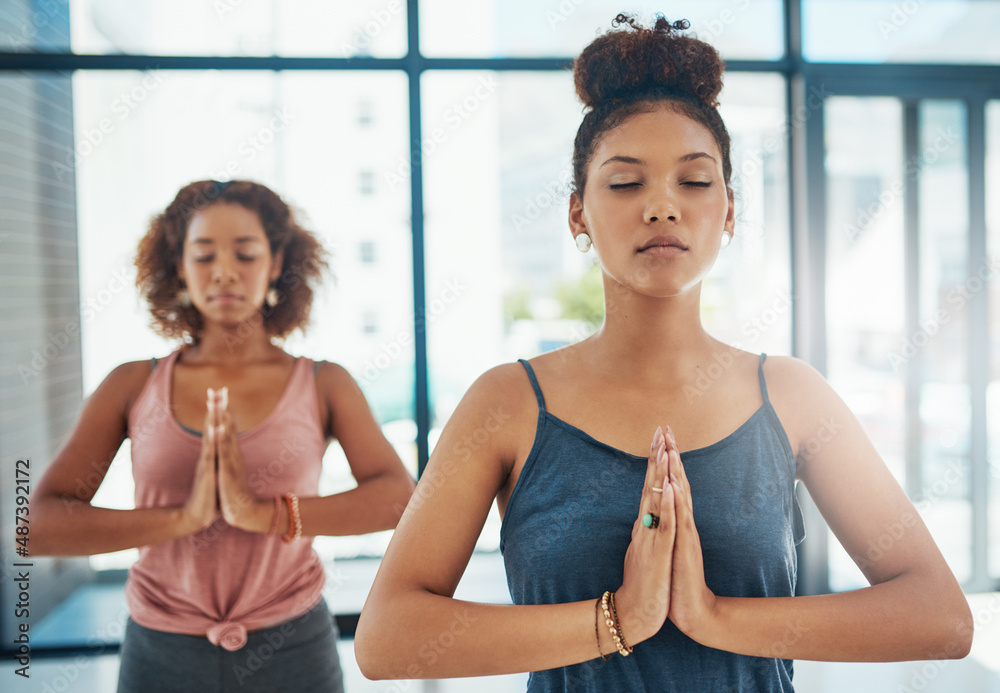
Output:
[987, 101, 1000, 577]
[824, 97, 906, 591]
[420, 0, 784, 60]
[73, 70, 412, 569]
[66, 0, 406, 57]
[805, 0, 1000, 64]
[422, 70, 583, 551]
[917, 100, 970, 583]
[0, 0, 72, 51]
[708, 73, 791, 356]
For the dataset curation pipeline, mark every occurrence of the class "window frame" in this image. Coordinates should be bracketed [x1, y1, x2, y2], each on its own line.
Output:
[4, 0, 1000, 659]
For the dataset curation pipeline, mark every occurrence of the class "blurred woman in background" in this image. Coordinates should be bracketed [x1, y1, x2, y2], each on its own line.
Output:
[33, 179, 415, 693]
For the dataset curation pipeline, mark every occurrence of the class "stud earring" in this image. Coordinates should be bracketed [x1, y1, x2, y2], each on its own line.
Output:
[575, 233, 592, 253]
[265, 286, 279, 308]
[720, 232, 732, 250]
[177, 288, 191, 307]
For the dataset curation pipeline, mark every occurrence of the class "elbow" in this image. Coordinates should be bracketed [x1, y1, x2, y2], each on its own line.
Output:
[354, 610, 395, 680]
[355, 588, 427, 680]
[927, 591, 974, 660]
[947, 599, 975, 660]
[24, 495, 61, 556]
[353, 635, 381, 680]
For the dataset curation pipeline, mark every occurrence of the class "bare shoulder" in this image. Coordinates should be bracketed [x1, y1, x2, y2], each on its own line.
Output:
[313, 360, 356, 394]
[760, 355, 845, 453]
[107, 358, 156, 380]
[451, 361, 539, 437]
[761, 354, 828, 394]
[436, 361, 541, 473]
[467, 360, 538, 404]
[518, 341, 589, 382]
[99, 358, 157, 415]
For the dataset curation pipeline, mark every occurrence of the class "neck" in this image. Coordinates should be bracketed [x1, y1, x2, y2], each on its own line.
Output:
[185, 321, 280, 364]
[587, 276, 719, 384]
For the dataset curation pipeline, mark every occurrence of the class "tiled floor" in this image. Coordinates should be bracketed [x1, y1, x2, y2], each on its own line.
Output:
[4, 553, 1000, 692]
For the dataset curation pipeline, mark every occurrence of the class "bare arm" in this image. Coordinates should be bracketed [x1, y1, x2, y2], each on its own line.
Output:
[302, 362, 416, 534]
[30, 362, 217, 556]
[354, 364, 679, 679]
[670, 356, 973, 661]
[219, 362, 415, 536]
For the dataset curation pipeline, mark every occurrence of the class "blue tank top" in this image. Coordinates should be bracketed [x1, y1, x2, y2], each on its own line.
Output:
[501, 354, 805, 692]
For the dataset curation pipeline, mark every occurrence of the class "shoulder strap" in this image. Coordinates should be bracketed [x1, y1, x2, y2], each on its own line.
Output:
[757, 353, 770, 404]
[517, 359, 547, 412]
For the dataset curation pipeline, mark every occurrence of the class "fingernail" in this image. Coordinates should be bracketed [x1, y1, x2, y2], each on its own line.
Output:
[220, 387, 228, 409]
[217, 424, 225, 435]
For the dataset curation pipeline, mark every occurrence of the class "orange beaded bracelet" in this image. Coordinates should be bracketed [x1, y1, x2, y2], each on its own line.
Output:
[282, 492, 302, 543]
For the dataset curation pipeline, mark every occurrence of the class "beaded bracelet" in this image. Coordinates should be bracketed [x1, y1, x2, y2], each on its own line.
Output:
[594, 597, 612, 661]
[267, 495, 281, 536]
[600, 590, 633, 657]
[282, 492, 302, 543]
[609, 591, 632, 654]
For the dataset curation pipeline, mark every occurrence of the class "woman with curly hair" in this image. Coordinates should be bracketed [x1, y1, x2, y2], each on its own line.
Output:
[355, 15, 972, 691]
[32, 179, 415, 693]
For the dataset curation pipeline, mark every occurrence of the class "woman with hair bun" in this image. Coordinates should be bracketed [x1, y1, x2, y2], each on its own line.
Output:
[32, 180, 415, 693]
[356, 15, 971, 691]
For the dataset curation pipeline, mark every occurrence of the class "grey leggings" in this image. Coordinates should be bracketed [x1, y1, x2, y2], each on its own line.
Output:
[116, 599, 345, 693]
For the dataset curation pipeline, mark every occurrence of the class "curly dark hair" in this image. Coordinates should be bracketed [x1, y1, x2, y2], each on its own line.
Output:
[572, 14, 731, 196]
[135, 180, 328, 343]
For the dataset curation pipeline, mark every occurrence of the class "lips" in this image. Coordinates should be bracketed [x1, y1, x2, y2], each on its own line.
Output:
[638, 235, 688, 253]
[209, 293, 242, 303]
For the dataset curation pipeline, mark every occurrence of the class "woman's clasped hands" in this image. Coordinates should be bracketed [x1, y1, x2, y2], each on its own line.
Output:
[181, 387, 272, 535]
[614, 425, 719, 648]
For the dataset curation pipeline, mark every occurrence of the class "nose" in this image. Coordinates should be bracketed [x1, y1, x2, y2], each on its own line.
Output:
[211, 254, 238, 283]
[645, 188, 680, 224]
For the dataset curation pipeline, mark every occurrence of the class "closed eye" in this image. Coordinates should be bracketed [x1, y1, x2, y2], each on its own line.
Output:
[683, 181, 712, 188]
[609, 182, 641, 190]
[194, 254, 256, 262]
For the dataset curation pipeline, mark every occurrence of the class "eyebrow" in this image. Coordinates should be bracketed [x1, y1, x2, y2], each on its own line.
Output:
[678, 152, 717, 164]
[599, 152, 717, 168]
[600, 155, 644, 168]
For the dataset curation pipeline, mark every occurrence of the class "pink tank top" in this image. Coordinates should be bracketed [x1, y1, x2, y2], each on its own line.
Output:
[125, 349, 327, 651]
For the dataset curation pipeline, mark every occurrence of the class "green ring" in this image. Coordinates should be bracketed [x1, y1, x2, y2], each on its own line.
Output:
[642, 513, 654, 528]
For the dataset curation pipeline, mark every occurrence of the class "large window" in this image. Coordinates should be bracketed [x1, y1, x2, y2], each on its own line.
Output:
[3, 0, 1000, 659]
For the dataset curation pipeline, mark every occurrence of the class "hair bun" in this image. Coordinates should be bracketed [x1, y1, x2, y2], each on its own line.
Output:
[573, 13, 725, 111]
